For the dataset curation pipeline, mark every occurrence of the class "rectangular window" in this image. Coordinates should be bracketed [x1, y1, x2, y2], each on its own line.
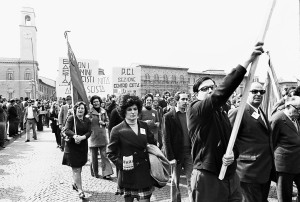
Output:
[8, 93, 13, 100]
[7, 73, 13, 80]
[25, 73, 31, 80]
[26, 92, 31, 98]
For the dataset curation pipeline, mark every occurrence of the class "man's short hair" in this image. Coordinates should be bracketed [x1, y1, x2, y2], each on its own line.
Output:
[193, 77, 215, 93]
[174, 91, 187, 101]
[285, 96, 300, 107]
[66, 95, 72, 100]
[166, 96, 175, 104]
[294, 86, 300, 97]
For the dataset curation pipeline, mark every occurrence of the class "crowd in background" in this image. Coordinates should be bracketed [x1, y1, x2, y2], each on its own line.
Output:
[1, 80, 300, 201]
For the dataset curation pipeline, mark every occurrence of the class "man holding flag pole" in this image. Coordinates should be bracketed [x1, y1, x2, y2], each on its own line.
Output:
[187, 42, 264, 202]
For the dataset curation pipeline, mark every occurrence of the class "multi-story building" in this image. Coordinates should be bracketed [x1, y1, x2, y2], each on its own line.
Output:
[139, 65, 189, 96]
[0, 7, 39, 100]
[139, 65, 248, 97]
[39, 76, 56, 100]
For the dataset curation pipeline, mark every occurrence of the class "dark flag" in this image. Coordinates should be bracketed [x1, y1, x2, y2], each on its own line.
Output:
[65, 33, 89, 107]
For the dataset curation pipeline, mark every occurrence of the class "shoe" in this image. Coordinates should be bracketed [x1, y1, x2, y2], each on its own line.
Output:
[103, 175, 112, 180]
[72, 183, 78, 192]
[25, 140, 30, 142]
[0, 145, 5, 148]
[78, 191, 85, 199]
[4, 139, 9, 142]
[33, 137, 37, 140]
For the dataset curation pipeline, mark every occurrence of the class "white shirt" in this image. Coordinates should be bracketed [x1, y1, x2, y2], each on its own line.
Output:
[27, 106, 34, 119]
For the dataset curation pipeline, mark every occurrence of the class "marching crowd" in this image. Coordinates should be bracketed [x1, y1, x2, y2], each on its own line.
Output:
[1, 42, 300, 202]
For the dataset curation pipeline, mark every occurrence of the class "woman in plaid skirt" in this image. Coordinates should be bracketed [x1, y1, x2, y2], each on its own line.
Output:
[107, 94, 157, 202]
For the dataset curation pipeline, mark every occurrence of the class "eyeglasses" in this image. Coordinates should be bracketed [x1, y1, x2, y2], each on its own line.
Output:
[250, 90, 266, 95]
[290, 104, 300, 112]
[199, 85, 216, 92]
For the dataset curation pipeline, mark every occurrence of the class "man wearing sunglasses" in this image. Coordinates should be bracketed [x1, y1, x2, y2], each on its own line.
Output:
[228, 82, 273, 202]
[187, 42, 264, 202]
[271, 96, 300, 202]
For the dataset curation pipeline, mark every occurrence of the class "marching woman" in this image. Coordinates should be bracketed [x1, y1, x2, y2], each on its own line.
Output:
[89, 95, 113, 179]
[62, 101, 91, 199]
[107, 94, 156, 202]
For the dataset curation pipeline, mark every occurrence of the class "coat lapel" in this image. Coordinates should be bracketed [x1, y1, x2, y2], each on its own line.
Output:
[282, 114, 298, 134]
[246, 104, 268, 131]
[120, 121, 147, 149]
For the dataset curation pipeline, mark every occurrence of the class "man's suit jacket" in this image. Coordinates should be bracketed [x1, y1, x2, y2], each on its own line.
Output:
[162, 108, 190, 162]
[271, 110, 300, 174]
[58, 104, 71, 127]
[228, 104, 273, 184]
[23, 106, 39, 123]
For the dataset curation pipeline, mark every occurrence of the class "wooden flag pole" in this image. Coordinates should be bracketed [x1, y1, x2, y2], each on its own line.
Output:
[266, 51, 281, 100]
[65, 31, 77, 135]
[219, 0, 277, 180]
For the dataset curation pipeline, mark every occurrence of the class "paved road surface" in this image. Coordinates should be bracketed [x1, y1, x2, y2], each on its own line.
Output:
[0, 128, 191, 202]
[0, 127, 290, 201]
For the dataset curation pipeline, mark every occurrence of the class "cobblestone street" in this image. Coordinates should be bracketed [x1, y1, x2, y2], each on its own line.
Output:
[0, 128, 191, 202]
[0, 127, 291, 202]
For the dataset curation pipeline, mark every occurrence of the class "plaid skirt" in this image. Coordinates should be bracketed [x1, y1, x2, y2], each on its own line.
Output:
[116, 186, 155, 200]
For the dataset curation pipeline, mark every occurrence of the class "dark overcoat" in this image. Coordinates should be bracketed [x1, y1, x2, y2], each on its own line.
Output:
[107, 120, 156, 189]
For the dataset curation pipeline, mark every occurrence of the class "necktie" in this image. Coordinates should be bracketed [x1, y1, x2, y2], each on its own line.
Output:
[292, 119, 299, 132]
[258, 109, 267, 127]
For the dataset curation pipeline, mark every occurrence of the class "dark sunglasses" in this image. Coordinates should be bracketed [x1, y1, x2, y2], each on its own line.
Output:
[199, 85, 216, 92]
[290, 104, 300, 111]
[250, 90, 266, 95]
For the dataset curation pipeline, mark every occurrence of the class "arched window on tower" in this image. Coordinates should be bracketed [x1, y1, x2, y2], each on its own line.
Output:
[25, 15, 32, 26]
[24, 69, 32, 80]
[6, 69, 14, 80]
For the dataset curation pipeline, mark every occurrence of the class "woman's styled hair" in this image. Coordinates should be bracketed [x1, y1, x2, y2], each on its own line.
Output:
[90, 95, 102, 105]
[74, 101, 88, 116]
[118, 94, 143, 119]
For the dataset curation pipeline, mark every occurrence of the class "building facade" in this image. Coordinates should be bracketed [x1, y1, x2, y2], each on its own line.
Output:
[0, 7, 39, 100]
[140, 65, 248, 97]
[39, 76, 56, 100]
[139, 65, 189, 96]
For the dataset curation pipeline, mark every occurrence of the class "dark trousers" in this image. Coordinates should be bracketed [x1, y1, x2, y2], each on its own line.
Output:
[90, 146, 113, 177]
[54, 128, 61, 146]
[61, 134, 65, 151]
[240, 181, 270, 202]
[277, 172, 300, 202]
[191, 169, 242, 202]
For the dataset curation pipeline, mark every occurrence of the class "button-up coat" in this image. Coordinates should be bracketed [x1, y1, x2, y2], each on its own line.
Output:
[107, 120, 156, 189]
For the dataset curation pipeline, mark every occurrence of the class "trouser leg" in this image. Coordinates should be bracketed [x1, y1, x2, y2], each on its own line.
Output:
[90, 147, 99, 176]
[99, 146, 113, 177]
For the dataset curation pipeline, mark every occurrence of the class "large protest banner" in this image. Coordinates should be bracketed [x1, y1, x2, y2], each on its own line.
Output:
[112, 66, 141, 97]
[57, 58, 111, 99]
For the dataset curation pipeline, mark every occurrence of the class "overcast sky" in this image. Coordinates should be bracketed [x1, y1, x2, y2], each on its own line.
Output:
[0, 0, 299, 82]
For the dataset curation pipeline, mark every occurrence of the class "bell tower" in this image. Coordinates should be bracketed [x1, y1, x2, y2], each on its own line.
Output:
[20, 7, 37, 60]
